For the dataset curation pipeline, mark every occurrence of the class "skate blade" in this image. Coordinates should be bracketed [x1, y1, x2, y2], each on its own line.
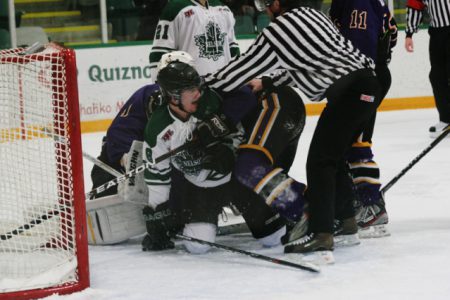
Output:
[358, 224, 390, 238]
[334, 233, 361, 247]
[286, 250, 335, 265]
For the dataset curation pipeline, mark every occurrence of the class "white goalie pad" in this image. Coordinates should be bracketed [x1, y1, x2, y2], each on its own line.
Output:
[86, 194, 146, 245]
[117, 140, 148, 206]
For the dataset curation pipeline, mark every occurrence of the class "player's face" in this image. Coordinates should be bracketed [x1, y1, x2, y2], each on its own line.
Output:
[180, 87, 202, 113]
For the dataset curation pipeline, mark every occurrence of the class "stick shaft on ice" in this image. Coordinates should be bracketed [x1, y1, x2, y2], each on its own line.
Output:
[381, 125, 450, 194]
[176, 233, 320, 273]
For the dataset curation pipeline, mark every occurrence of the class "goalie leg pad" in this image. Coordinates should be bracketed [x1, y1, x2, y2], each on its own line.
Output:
[86, 194, 146, 245]
[118, 140, 148, 205]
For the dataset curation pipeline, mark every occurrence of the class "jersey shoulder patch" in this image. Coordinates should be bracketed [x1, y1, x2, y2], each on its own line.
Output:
[144, 106, 173, 147]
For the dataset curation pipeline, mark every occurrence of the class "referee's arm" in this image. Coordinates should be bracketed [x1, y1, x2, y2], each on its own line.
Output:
[405, 0, 425, 37]
[205, 34, 281, 93]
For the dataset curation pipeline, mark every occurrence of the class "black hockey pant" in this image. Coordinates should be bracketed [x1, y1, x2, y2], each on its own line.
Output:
[429, 26, 450, 123]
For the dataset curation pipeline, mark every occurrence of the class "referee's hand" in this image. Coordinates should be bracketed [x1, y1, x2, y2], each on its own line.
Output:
[405, 37, 414, 53]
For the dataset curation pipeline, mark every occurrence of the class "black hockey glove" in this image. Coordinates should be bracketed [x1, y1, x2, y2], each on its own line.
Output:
[196, 113, 235, 148]
[142, 203, 175, 251]
[201, 143, 235, 175]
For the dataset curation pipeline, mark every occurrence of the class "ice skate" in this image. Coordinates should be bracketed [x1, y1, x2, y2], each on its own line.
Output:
[429, 121, 449, 138]
[284, 232, 335, 265]
[356, 201, 390, 238]
[333, 217, 360, 247]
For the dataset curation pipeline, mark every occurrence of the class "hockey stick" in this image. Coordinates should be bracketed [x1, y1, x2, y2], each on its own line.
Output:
[381, 125, 450, 194]
[86, 141, 197, 199]
[82, 151, 123, 178]
[1, 142, 197, 241]
[176, 233, 320, 273]
[0, 209, 60, 241]
[41, 126, 123, 178]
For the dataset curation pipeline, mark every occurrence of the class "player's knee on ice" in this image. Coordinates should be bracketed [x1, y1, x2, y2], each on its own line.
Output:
[183, 222, 216, 254]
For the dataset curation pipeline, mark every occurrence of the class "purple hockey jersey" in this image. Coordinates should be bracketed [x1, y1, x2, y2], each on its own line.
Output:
[329, 0, 397, 62]
[105, 84, 159, 168]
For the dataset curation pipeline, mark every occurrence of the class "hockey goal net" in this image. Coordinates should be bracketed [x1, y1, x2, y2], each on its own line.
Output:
[0, 43, 89, 299]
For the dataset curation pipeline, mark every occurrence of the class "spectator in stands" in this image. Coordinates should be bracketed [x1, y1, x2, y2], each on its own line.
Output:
[136, 0, 168, 41]
[223, 0, 256, 17]
[300, 0, 322, 10]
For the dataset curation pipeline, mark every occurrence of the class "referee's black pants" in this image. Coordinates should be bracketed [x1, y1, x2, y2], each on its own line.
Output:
[359, 63, 391, 142]
[429, 26, 450, 124]
[306, 69, 382, 234]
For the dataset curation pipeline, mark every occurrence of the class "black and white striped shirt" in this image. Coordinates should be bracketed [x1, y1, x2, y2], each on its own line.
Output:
[406, 0, 450, 36]
[204, 7, 374, 102]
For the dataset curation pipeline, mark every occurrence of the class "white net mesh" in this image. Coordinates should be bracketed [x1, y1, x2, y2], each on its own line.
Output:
[0, 45, 81, 293]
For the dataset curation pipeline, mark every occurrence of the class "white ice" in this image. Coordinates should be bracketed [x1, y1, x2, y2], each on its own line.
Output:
[46, 108, 450, 300]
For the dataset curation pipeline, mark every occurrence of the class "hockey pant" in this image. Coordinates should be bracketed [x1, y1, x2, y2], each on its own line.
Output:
[234, 86, 307, 223]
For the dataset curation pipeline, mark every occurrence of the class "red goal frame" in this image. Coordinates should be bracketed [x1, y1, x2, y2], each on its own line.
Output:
[0, 43, 89, 300]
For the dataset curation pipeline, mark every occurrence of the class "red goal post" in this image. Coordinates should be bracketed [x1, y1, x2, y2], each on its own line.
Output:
[0, 43, 89, 299]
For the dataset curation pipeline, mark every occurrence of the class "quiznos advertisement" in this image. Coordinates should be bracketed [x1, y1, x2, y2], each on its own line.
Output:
[75, 33, 432, 133]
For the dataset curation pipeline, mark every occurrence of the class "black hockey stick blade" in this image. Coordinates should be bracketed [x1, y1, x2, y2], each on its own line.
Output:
[176, 234, 320, 273]
[381, 125, 450, 195]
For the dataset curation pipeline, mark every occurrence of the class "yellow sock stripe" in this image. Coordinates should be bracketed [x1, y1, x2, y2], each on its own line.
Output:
[349, 161, 379, 169]
[247, 98, 268, 144]
[254, 167, 283, 193]
[259, 93, 280, 147]
[353, 177, 381, 185]
[351, 141, 372, 147]
[86, 213, 97, 245]
[239, 144, 274, 164]
[266, 178, 295, 206]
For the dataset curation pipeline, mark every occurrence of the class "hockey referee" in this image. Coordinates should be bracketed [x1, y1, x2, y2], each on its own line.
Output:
[204, 0, 382, 255]
[405, 0, 450, 138]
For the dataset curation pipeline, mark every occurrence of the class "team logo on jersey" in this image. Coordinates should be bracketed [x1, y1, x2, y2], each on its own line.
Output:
[184, 9, 194, 17]
[194, 21, 226, 61]
[162, 129, 174, 141]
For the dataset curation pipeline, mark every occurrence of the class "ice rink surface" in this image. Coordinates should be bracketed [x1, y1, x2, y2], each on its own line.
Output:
[47, 108, 450, 300]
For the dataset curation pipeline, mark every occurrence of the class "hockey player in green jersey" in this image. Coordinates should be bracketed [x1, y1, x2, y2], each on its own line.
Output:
[149, 0, 240, 81]
[143, 52, 238, 254]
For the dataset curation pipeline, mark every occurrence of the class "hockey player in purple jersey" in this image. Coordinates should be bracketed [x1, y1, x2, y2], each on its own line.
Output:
[90, 84, 161, 199]
[330, 0, 398, 238]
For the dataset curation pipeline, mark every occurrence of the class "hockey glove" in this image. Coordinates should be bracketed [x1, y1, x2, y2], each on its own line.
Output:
[201, 144, 235, 175]
[196, 113, 234, 148]
[142, 203, 175, 251]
